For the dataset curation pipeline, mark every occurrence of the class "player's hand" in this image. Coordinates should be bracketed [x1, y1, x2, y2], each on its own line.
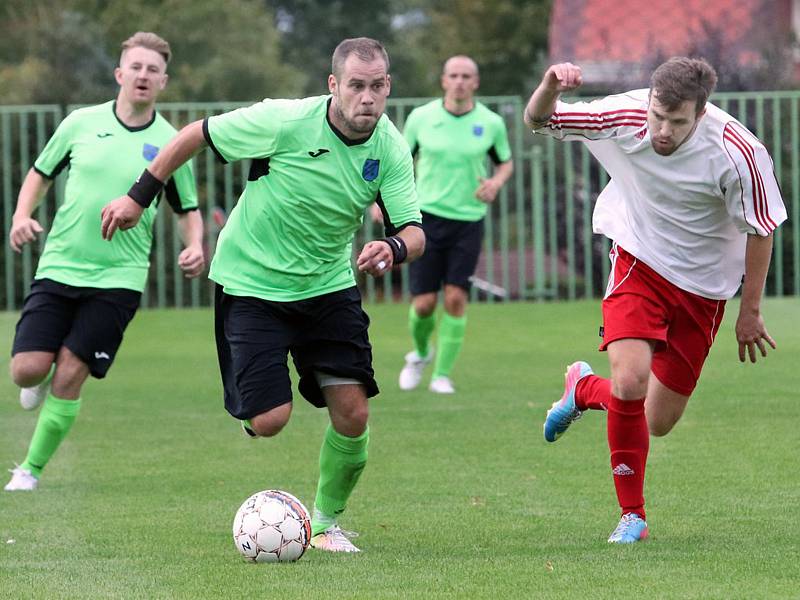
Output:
[9, 215, 44, 252]
[735, 310, 776, 363]
[356, 240, 393, 278]
[475, 177, 501, 203]
[542, 63, 583, 93]
[178, 243, 205, 278]
[101, 196, 145, 240]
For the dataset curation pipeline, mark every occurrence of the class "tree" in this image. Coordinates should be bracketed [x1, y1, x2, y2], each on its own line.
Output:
[0, 2, 115, 105]
[265, 0, 398, 95]
[0, 0, 304, 105]
[415, 0, 551, 96]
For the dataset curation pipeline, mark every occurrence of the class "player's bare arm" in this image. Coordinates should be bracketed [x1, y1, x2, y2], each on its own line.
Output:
[176, 210, 205, 278]
[475, 159, 513, 203]
[9, 169, 51, 252]
[523, 62, 583, 129]
[736, 233, 776, 363]
[356, 224, 425, 277]
[100, 119, 207, 240]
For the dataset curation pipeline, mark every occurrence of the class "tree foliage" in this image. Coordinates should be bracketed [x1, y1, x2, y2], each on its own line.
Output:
[0, 0, 553, 105]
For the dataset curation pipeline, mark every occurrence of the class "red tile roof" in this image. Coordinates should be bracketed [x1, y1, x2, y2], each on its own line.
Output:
[550, 0, 790, 76]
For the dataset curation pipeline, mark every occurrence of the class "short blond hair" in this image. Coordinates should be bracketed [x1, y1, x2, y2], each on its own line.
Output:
[120, 32, 171, 65]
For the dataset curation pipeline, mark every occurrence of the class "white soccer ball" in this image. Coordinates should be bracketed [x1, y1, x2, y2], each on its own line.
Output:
[232, 489, 311, 563]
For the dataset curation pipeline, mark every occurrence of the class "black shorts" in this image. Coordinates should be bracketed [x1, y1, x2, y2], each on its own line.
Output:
[11, 278, 141, 378]
[409, 211, 484, 295]
[214, 285, 378, 419]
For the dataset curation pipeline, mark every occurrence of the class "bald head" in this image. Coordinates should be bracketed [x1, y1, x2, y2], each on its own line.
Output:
[441, 55, 479, 110]
[443, 55, 479, 77]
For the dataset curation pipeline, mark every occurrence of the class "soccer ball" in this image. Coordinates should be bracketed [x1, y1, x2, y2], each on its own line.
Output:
[232, 490, 312, 563]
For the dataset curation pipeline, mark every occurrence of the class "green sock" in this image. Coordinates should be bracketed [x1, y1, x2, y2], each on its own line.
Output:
[432, 312, 467, 379]
[311, 425, 369, 536]
[21, 393, 81, 478]
[409, 304, 436, 358]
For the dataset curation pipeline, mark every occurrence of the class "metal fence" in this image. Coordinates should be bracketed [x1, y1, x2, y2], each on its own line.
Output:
[1, 93, 797, 309]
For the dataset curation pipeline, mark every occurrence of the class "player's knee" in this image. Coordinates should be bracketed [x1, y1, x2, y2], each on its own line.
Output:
[333, 404, 369, 437]
[612, 371, 649, 399]
[443, 288, 467, 316]
[413, 296, 436, 317]
[647, 416, 676, 437]
[648, 422, 672, 437]
[249, 405, 291, 437]
[443, 297, 466, 316]
[10, 356, 51, 388]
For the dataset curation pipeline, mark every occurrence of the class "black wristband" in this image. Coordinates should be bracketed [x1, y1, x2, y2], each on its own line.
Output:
[381, 235, 407, 265]
[127, 168, 164, 209]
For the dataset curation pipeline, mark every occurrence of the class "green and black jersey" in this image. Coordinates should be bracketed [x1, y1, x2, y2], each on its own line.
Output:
[404, 100, 511, 222]
[204, 95, 421, 302]
[33, 100, 198, 291]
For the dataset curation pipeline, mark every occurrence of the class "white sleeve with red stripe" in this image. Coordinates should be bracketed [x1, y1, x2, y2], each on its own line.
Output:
[722, 121, 787, 236]
[539, 93, 648, 140]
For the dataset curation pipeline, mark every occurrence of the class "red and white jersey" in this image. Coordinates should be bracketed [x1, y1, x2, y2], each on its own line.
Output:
[535, 88, 787, 299]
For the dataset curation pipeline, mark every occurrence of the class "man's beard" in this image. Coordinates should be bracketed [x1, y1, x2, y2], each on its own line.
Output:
[333, 100, 379, 135]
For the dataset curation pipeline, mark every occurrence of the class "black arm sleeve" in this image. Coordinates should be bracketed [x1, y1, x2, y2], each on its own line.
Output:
[163, 178, 197, 214]
[34, 152, 71, 180]
[374, 192, 422, 236]
[202, 117, 227, 164]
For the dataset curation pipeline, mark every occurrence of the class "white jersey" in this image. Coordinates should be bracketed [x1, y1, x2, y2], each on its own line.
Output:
[535, 88, 787, 299]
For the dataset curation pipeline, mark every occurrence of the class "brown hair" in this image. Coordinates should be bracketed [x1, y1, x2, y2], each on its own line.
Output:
[331, 37, 389, 79]
[650, 57, 718, 114]
[120, 32, 172, 65]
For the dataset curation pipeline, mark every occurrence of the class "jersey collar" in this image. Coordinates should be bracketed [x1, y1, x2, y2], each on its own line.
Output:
[442, 99, 476, 118]
[112, 101, 157, 132]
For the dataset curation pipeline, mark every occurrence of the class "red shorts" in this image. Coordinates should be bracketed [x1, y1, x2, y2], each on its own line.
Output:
[600, 245, 726, 396]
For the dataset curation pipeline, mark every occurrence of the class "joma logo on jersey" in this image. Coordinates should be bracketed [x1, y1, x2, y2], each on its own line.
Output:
[635, 127, 647, 140]
[142, 143, 159, 161]
[362, 159, 380, 182]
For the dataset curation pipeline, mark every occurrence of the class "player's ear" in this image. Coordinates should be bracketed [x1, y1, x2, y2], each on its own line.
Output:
[114, 67, 123, 86]
[328, 74, 337, 94]
[159, 73, 169, 90]
[386, 74, 392, 95]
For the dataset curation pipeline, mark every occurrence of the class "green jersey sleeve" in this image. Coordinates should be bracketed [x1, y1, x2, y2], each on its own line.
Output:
[377, 143, 421, 235]
[33, 111, 78, 179]
[163, 160, 199, 213]
[489, 116, 512, 164]
[203, 99, 286, 163]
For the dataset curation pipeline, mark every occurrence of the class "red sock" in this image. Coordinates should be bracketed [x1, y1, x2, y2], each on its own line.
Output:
[607, 394, 648, 519]
[575, 375, 610, 411]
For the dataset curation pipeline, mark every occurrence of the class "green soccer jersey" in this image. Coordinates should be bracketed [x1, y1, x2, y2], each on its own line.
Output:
[404, 100, 512, 222]
[204, 95, 421, 302]
[33, 101, 198, 291]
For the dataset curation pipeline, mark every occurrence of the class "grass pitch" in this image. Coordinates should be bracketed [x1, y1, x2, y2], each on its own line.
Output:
[1, 299, 798, 599]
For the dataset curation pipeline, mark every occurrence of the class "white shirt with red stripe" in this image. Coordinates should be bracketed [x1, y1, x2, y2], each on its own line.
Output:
[536, 88, 787, 300]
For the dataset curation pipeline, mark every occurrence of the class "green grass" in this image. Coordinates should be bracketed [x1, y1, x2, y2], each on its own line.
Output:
[1, 299, 798, 599]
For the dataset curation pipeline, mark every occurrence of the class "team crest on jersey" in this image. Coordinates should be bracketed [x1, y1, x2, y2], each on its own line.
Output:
[142, 143, 159, 161]
[473, 124, 484, 137]
[635, 127, 647, 140]
[362, 159, 380, 182]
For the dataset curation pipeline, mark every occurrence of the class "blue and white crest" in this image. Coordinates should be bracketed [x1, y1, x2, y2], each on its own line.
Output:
[362, 159, 380, 182]
[472, 124, 484, 137]
[142, 143, 159, 161]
